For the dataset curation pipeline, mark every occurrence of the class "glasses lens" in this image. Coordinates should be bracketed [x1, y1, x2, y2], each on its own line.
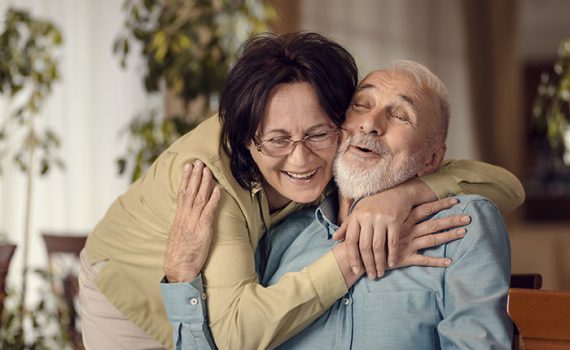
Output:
[258, 130, 338, 156]
[305, 131, 338, 150]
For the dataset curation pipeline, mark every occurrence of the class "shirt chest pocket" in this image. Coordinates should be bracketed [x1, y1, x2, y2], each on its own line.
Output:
[353, 291, 438, 350]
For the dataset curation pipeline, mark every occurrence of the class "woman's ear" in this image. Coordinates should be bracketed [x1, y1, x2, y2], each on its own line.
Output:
[417, 143, 447, 177]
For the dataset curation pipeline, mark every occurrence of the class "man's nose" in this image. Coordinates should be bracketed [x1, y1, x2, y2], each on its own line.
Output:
[358, 110, 385, 136]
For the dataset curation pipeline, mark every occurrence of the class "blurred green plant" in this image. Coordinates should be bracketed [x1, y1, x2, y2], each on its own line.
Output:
[113, 0, 275, 182]
[0, 268, 72, 350]
[0, 7, 64, 325]
[0, 8, 64, 176]
[533, 38, 570, 165]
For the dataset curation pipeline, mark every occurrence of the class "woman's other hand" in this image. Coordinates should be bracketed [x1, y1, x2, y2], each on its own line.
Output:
[164, 160, 221, 283]
[388, 197, 469, 269]
[332, 196, 468, 286]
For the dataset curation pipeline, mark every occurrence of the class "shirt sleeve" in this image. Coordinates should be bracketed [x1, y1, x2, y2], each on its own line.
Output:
[176, 185, 346, 350]
[418, 159, 525, 215]
[437, 197, 513, 349]
[160, 275, 217, 350]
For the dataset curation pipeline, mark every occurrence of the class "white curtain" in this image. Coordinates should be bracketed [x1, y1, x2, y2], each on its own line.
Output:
[0, 0, 150, 302]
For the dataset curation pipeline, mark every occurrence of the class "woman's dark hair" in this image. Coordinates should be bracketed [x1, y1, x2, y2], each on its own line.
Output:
[219, 32, 358, 189]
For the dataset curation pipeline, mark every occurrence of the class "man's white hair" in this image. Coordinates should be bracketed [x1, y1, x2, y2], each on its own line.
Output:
[387, 60, 450, 144]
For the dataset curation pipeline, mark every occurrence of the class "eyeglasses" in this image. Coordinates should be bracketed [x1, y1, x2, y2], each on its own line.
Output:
[252, 129, 341, 157]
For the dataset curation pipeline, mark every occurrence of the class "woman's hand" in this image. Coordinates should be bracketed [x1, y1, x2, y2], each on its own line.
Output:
[333, 179, 439, 279]
[164, 161, 221, 283]
[389, 198, 470, 269]
[332, 197, 469, 286]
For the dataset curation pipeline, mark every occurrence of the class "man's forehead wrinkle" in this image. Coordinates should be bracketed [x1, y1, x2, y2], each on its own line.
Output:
[355, 83, 378, 93]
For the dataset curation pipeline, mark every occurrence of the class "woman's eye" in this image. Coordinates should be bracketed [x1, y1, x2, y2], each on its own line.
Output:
[268, 138, 290, 147]
[307, 132, 329, 142]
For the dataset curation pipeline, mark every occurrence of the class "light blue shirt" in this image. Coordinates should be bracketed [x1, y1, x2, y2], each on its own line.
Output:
[161, 194, 512, 349]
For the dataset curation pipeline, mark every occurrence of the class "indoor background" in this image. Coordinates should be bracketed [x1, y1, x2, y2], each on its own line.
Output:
[1, 0, 569, 314]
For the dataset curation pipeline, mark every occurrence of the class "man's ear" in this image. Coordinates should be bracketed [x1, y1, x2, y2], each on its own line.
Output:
[417, 143, 447, 176]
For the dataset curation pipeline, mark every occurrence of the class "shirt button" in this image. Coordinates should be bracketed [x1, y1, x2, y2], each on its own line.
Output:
[343, 298, 350, 305]
[201, 293, 207, 300]
[190, 298, 198, 306]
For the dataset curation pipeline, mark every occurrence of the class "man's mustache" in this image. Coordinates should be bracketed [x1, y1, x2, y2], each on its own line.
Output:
[338, 133, 392, 157]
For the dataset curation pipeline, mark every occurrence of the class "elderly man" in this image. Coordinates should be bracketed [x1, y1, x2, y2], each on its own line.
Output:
[163, 61, 513, 349]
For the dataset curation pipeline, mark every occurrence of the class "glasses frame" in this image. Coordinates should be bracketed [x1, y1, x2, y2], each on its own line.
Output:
[252, 129, 341, 157]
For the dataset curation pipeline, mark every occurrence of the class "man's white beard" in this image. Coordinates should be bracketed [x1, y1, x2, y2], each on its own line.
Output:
[333, 133, 424, 199]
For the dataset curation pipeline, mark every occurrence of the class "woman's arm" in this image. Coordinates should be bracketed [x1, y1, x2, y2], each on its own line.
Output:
[333, 159, 525, 281]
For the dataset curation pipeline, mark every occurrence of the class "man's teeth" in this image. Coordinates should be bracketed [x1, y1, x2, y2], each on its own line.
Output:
[285, 169, 318, 179]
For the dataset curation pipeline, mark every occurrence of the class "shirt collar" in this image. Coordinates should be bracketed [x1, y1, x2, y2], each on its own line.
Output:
[315, 192, 340, 239]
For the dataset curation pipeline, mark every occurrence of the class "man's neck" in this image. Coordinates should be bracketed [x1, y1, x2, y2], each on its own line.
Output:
[337, 194, 354, 225]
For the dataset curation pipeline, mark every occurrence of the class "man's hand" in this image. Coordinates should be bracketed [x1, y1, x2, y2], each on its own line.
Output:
[164, 160, 221, 283]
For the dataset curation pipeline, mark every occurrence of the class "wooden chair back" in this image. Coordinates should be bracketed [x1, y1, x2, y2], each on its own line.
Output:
[510, 273, 543, 289]
[508, 288, 570, 350]
[0, 244, 17, 320]
[42, 233, 87, 350]
[510, 273, 543, 350]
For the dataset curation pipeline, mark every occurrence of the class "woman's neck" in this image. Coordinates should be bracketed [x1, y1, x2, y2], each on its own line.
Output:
[264, 182, 291, 213]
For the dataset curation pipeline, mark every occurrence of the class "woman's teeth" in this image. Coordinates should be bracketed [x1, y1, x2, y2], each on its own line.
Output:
[284, 169, 318, 180]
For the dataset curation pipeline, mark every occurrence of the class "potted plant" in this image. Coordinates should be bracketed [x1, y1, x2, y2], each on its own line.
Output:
[113, 0, 275, 181]
[533, 38, 570, 166]
[0, 7, 65, 345]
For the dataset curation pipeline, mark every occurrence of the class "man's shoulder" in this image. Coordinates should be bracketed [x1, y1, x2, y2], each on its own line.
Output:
[438, 194, 499, 216]
[435, 194, 509, 261]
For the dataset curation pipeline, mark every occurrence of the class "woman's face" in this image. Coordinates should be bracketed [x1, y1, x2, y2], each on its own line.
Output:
[247, 82, 338, 211]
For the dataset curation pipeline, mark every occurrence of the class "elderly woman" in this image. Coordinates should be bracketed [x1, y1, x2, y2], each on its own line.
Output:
[79, 32, 524, 350]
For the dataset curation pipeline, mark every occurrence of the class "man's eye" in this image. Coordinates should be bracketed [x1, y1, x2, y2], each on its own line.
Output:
[390, 112, 409, 123]
[351, 102, 370, 110]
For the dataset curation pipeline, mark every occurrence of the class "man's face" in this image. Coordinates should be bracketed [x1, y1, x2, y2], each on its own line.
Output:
[333, 70, 444, 199]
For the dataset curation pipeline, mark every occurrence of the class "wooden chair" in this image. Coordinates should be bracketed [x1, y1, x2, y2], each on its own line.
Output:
[509, 273, 543, 349]
[508, 288, 570, 350]
[510, 273, 542, 289]
[42, 233, 87, 350]
[0, 244, 17, 321]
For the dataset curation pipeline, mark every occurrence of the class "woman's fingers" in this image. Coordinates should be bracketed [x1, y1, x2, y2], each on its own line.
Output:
[412, 214, 471, 239]
[385, 223, 400, 269]
[184, 160, 205, 208]
[403, 254, 452, 268]
[412, 228, 466, 251]
[192, 166, 214, 214]
[344, 221, 364, 275]
[177, 163, 193, 205]
[201, 186, 221, 224]
[165, 161, 220, 283]
[358, 224, 377, 279]
[407, 197, 459, 224]
[332, 222, 347, 241]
